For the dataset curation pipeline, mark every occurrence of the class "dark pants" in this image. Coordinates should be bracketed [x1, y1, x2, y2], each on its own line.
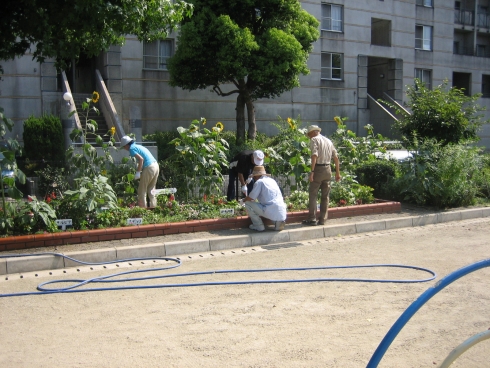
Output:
[227, 168, 254, 201]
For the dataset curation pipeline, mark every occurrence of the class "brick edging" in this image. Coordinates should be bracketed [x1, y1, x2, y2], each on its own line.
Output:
[0, 201, 401, 251]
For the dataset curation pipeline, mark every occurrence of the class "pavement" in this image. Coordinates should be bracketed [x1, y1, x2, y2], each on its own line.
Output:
[1, 203, 489, 276]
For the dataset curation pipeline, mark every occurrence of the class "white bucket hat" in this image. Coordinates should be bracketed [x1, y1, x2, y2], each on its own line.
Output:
[306, 125, 322, 134]
[253, 150, 264, 165]
[120, 135, 133, 149]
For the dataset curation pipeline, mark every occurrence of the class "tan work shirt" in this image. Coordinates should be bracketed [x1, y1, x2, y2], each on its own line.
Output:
[310, 134, 338, 164]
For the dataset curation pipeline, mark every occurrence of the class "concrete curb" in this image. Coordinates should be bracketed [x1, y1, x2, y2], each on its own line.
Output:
[1, 207, 489, 276]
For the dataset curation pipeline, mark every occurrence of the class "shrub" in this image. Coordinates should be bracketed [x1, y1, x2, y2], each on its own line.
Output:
[393, 140, 483, 208]
[385, 79, 486, 146]
[22, 114, 65, 168]
[354, 159, 399, 199]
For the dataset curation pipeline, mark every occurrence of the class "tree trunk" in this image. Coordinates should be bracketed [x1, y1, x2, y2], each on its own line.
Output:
[246, 99, 256, 140]
[235, 93, 246, 145]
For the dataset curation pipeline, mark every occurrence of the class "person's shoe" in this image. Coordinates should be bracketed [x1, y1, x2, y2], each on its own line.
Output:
[249, 224, 265, 232]
[302, 219, 318, 226]
[318, 221, 325, 226]
[274, 221, 285, 231]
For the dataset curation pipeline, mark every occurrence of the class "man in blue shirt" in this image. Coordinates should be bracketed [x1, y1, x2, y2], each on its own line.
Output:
[120, 135, 159, 208]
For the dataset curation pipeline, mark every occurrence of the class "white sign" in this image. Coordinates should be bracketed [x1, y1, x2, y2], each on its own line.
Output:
[220, 208, 234, 216]
[151, 188, 177, 196]
[55, 219, 73, 231]
[127, 218, 143, 226]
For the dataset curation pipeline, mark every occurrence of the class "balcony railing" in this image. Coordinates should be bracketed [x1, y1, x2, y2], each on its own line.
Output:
[477, 12, 490, 28]
[453, 45, 490, 57]
[455, 9, 474, 26]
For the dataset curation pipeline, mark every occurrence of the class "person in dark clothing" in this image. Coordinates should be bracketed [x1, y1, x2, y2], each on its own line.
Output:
[226, 149, 264, 201]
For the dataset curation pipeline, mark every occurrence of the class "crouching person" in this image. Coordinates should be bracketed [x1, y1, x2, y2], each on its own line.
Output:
[242, 166, 287, 232]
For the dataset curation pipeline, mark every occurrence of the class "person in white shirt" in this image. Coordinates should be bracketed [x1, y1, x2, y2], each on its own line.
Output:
[242, 166, 287, 232]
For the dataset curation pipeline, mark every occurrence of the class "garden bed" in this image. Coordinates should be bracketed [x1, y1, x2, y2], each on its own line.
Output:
[0, 200, 401, 252]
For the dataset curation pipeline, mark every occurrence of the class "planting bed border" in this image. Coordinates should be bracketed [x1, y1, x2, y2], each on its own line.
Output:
[0, 200, 401, 252]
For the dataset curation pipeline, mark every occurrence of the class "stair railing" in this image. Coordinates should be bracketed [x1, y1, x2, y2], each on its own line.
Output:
[95, 69, 126, 141]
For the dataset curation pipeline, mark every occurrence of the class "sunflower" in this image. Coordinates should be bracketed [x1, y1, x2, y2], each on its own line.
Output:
[110, 127, 116, 136]
[201, 117, 207, 125]
[287, 117, 296, 129]
[334, 116, 342, 125]
[215, 122, 224, 132]
[92, 91, 100, 103]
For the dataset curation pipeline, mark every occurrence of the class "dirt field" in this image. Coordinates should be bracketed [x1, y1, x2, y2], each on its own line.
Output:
[1, 217, 489, 368]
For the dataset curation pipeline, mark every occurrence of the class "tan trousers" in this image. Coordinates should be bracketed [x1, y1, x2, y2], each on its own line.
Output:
[138, 162, 159, 208]
[307, 166, 331, 223]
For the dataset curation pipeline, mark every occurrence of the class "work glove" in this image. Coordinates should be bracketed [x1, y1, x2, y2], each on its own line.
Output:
[134, 171, 141, 180]
[241, 185, 248, 196]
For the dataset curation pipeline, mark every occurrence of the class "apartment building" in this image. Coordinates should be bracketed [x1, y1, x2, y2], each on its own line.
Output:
[1, 0, 489, 148]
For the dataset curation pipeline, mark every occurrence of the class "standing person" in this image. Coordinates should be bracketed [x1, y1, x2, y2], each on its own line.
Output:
[242, 165, 287, 232]
[226, 149, 265, 201]
[302, 125, 341, 226]
[120, 135, 159, 208]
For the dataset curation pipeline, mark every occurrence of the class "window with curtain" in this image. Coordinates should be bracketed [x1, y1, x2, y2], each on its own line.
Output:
[321, 4, 343, 32]
[415, 68, 432, 89]
[143, 39, 174, 70]
[321, 52, 343, 80]
[415, 25, 432, 51]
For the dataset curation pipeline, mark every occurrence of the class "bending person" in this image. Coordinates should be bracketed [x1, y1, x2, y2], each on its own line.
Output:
[242, 166, 287, 232]
[227, 150, 265, 201]
[120, 135, 159, 208]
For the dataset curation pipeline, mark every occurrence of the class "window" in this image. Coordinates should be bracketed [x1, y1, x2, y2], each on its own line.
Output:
[371, 18, 391, 46]
[321, 4, 343, 32]
[477, 44, 488, 57]
[415, 25, 432, 50]
[321, 52, 343, 80]
[415, 68, 432, 89]
[482, 75, 490, 98]
[416, 0, 433, 6]
[143, 39, 173, 70]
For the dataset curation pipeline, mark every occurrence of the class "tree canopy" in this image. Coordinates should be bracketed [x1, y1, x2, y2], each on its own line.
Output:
[0, 0, 193, 70]
[393, 79, 487, 146]
[167, 0, 319, 143]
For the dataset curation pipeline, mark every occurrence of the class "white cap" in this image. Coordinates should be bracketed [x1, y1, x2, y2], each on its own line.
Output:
[120, 135, 133, 149]
[253, 150, 264, 165]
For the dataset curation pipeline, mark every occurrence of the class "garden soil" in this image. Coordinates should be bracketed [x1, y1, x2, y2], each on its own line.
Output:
[0, 206, 489, 367]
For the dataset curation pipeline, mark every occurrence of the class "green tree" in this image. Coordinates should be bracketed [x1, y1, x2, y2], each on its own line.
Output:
[168, 0, 319, 144]
[0, 0, 193, 70]
[387, 79, 487, 146]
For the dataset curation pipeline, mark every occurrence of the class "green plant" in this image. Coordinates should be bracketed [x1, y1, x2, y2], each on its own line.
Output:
[22, 114, 65, 167]
[354, 159, 399, 199]
[330, 116, 388, 173]
[169, 118, 229, 199]
[393, 140, 483, 208]
[66, 92, 117, 179]
[382, 79, 487, 147]
[0, 197, 57, 235]
[265, 116, 310, 191]
[36, 165, 70, 200]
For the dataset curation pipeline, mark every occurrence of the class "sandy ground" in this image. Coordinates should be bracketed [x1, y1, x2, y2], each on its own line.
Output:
[0, 217, 489, 368]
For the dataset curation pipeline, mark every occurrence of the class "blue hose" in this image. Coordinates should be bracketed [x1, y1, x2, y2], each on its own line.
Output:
[366, 258, 490, 368]
[0, 252, 437, 298]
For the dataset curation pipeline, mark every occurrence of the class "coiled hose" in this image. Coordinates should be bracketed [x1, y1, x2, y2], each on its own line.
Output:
[0, 252, 436, 298]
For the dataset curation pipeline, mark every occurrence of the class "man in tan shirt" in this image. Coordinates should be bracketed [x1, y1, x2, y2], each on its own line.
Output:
[303, 125, 341, 225]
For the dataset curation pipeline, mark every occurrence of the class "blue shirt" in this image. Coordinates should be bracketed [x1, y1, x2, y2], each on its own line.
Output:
[129, 144, 157, 168]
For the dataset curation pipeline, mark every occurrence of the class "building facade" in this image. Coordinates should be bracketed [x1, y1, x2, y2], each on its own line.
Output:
[1, 0, 489, 148]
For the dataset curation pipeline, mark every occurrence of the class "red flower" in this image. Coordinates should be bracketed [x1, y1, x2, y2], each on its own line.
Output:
[46, 197, 51, 203]
[169, 194, 175, 201]
[339, 199, 347, 206]
[203, 194, 207, 202]
[27, 196, 33, 202]
[51, 192, 56, 199]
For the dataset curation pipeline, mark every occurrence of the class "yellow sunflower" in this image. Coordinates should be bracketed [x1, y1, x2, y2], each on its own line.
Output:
[287, 117, 296, 129]
[216, 122, 224, 132]
[201, 117, 207, 125]
[334, 116, 342, 125]
[110, 127, 116, 136]
[92, 91, 100, 103]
